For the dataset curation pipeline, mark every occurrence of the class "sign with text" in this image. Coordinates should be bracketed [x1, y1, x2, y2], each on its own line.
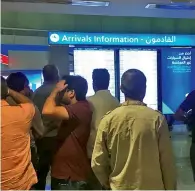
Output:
[161, 48, 195, 114]
[48, 32, 195, 46]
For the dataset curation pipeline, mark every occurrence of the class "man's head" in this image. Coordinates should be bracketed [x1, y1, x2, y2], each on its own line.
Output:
[1, 76, 8, 100]
[92, 69, 110, 92]
[60, 75, 88, 105]
[43, 64, 59, 83]
[6, 72, 30, 96]
[121, 69, 146, 101]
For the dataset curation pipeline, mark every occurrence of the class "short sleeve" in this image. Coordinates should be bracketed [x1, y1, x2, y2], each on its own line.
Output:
[20, 103, 35, 121]
[64, 101, 92, 122]
[180, 91, 195, 112]
[64, 103, 81, 120]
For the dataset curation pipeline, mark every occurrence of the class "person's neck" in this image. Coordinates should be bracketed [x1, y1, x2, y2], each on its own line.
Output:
[95, 89, 108, 93]
[44, 80, 57, 84]
[125, 97, 143, 102]
[70, 99, 78, 105]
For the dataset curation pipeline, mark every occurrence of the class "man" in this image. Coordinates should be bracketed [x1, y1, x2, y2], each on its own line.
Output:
[42, 75, 92, 190]
[92, 69, 176, 190]
[1, 76, 37, 190]
[87, 69, 119, 189]
[175, 90, 195, 181]
[87, 69, 119, 158]
[32, 64, 60, 190]
[6, 72, 45, 169]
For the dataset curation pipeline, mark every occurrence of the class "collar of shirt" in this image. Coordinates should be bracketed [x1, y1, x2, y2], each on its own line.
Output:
[122, 100, 147, 107]
[95, 90, 111, 95]
[43, 81, 57, 85]
[1, 100, 9, 107]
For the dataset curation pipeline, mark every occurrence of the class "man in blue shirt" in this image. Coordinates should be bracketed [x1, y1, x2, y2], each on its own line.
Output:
[175, 90, 195, 181]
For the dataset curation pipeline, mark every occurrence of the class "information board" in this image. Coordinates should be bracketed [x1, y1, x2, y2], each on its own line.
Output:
[49, 32, 195, 46]
[119, 50, 158, 110]
[73, 48, 115, 97]
[162, 48, 195, 114]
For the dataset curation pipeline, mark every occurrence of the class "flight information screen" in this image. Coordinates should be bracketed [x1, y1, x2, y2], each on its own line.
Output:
[119, 49, 158, 110]
[73, 48, 115, 97]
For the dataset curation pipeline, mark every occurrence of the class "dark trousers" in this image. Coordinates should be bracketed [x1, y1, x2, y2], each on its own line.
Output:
[87, 159, 102, 190]
[190, 143, 195, 181]
[31, 146, 38, 170]
[51, 177, 88, 190]
[34, 137, 56, 190]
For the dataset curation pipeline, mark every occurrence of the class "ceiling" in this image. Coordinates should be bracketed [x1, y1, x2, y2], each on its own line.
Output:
[2, 0, 195, 19]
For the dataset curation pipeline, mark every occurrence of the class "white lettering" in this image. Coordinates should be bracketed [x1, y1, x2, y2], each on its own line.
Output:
[62, 35, 69, 41]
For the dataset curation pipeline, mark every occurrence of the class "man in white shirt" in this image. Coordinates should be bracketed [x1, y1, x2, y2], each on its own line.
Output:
[87, 69, 119, 189]
[87, 69, 119, 158]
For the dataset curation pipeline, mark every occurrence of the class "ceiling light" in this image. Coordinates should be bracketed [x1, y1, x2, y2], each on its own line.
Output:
[71, 0, 109, 7]
[146, 3, 195, 10]
[171, 0, 192, 3]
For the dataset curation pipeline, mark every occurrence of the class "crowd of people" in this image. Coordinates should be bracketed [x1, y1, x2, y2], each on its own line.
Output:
[1, 64, 195, 190]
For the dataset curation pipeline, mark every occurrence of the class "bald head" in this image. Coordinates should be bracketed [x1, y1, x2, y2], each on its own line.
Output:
[43, 64, 59, 82]
[121, 69, 146, 101]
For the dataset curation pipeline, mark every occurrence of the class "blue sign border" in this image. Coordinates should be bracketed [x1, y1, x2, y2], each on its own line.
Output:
[48, 32, 195, 46]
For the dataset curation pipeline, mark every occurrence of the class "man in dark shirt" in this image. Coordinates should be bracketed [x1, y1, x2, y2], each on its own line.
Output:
[32, 64, 60, 190]
[175, 90, 195, 181]
[42, 75, 92, 190]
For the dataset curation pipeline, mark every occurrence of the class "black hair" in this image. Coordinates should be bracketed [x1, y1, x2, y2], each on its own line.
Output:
[121, 69, 146, 101]
[1, 76, 8, 100]
[92, 69, 110, 90]
[62, 75, 88, 101]
[6, 72, 29, 92]
[43, 64, 59, 82]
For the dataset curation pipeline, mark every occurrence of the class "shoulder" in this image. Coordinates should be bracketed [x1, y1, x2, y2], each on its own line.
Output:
[19, 103, 35, 120]
[20, 103, 35, 112]
[142, 107, 165, 121]
[188, 90, 195, 98]
[34, 84, 54, 94]
[33, 85, 44, 94]
[87, 95, 96, 102]
[65, 101, 92, 116]
[190, 90, 195, 95]
[154, 110, 165, 120]
[100, 107, 119, 122]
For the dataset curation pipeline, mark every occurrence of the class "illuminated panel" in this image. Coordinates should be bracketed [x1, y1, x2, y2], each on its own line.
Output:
[120, 49, 158, 110]
[73, 48, 115, 97]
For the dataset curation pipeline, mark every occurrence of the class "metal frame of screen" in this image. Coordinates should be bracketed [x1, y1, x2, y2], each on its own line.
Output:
[70, 45, 162, 111]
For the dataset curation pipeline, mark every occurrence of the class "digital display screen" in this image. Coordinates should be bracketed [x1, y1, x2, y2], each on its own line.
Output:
[73, 48, 115, 97]
[119, 49, 158, 110]
[3, 71, 43, 92]
[27, 73, 43, 91]
[161, 48, 195, 114]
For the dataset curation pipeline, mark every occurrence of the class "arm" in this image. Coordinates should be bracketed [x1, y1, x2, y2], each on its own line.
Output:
[175, 91, 194, 121]
[91, 118, 110, 189]
[175, 108, 186, 121]
[158, 117, 177, 190]
[42, 89, 69, 120]
[9, 89, 32, 104]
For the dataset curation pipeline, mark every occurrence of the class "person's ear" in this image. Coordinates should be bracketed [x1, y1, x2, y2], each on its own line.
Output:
[69, 90, 75, 99]
[120, 84, 124, 93]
